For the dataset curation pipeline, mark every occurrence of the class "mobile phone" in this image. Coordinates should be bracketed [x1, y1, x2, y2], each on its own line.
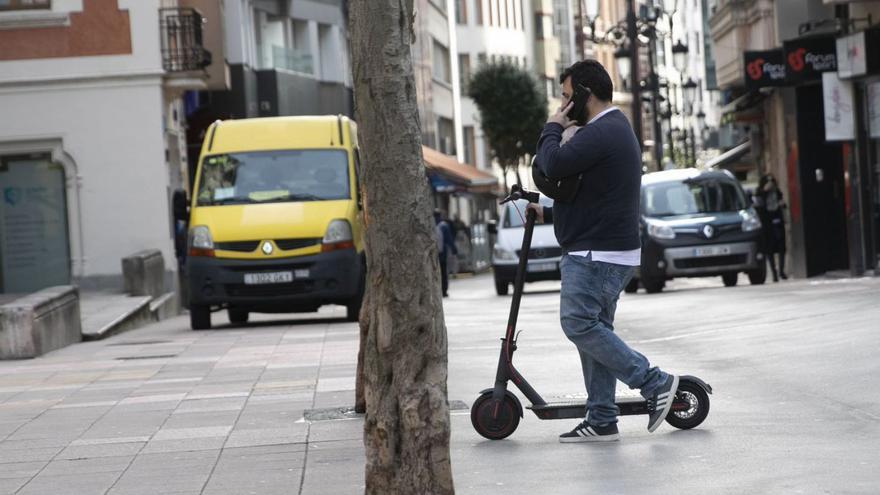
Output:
[567, 83, 592, 126]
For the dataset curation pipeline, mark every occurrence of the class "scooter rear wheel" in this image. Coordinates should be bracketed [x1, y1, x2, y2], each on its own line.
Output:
[471, 392, 520, 440]
[665, 379, 710, 429]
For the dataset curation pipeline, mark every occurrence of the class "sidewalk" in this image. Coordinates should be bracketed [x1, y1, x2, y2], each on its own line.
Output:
[0, 273, 877, 493]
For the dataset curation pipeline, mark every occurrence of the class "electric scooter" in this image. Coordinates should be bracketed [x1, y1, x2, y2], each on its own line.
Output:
[471, 184, 713, 440]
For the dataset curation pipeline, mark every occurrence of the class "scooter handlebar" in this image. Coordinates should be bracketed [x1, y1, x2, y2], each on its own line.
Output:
[500, 184, 540, 205]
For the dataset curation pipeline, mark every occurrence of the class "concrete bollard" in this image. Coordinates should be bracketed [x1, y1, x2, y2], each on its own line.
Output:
[0, 286, 82, 359]
[122, 249, 165, 298]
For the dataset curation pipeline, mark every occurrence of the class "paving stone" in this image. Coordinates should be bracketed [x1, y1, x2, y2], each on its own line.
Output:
[16, 471, 122, 495]
[224, 426, 308, 448]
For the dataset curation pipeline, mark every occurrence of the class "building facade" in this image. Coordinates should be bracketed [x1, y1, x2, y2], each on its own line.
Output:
[0, 0, 223, 294]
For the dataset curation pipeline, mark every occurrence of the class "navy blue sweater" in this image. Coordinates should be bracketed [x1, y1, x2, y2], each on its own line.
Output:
[535, 109, 641, 252]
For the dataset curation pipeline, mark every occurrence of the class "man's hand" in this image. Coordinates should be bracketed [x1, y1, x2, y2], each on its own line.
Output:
[547, 101, 577, 129]
[526, 203, 544, 224]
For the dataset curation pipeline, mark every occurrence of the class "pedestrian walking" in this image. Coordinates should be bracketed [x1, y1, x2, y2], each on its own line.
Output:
[434, 210, 457, 297]
[753, 173, 787, 281]
[530, 59, 679, 442]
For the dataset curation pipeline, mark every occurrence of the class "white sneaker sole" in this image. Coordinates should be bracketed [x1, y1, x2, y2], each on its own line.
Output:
[648, 374, 680, 433]
[559, 433, 620, 443]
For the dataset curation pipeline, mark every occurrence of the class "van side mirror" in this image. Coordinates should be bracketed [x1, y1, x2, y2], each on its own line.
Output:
[487, 220, 497, 235]
[172, 189, 189, 222]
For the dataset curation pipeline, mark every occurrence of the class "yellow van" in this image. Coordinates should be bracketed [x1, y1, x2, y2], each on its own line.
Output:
[181, 116, 364, 330]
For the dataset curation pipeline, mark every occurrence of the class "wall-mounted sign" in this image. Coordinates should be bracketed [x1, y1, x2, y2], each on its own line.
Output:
[822, 72, 855, 141]
[868, 81, 880, 139]
[743, 49, 787, 89]
[784, 34, 837, 84]
[836, 25, 880, 79]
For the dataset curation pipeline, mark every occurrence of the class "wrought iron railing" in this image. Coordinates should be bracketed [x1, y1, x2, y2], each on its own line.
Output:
[159, 7, 212, 72]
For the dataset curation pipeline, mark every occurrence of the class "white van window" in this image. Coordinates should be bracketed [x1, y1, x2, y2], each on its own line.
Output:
[196, 150, 350, 206]
[503, 197, 553, 228]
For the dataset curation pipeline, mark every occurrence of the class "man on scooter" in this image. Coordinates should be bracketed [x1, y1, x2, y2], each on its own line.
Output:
[529, 60, 679, 442]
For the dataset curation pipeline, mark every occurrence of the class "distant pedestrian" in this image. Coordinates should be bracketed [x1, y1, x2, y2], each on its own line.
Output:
[753, 173, 787, 281]
[434, 210, 457, 297]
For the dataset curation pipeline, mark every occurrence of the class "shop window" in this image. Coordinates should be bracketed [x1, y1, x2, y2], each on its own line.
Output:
[0, 154, 70, 293]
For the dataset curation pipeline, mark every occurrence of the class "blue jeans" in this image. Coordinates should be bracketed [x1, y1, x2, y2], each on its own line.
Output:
[560, 253, 667, 426]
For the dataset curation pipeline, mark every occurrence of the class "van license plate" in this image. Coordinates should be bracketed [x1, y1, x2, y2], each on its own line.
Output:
[527, 262, 556, 273]
[244, 271, 294, 285]
[693, 246, 731, 257]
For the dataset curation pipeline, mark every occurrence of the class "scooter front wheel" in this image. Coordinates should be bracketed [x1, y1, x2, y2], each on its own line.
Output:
[471, 392, 521, 440]
[666, 379, 710, 429]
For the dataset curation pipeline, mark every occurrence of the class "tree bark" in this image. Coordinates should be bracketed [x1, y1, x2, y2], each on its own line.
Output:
[348, 2, 454, 494]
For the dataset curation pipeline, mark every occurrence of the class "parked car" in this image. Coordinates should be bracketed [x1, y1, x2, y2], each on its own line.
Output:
[490, 195, 559, 295]
[174, 116, 366, 329]
[628, 168, 766, 293]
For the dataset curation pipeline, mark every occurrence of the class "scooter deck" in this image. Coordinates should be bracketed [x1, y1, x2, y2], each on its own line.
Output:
[527, 396, 650, 420]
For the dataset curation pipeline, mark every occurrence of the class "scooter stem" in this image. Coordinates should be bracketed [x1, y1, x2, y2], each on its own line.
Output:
[505, 207, 537, 341]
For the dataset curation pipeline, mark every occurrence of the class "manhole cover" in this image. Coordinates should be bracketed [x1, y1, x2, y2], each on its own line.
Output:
[115, 354, 178, 360]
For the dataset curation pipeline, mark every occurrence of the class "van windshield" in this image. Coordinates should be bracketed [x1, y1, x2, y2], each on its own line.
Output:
[642, 179, 746, 217]
[196, 150, 350, 206]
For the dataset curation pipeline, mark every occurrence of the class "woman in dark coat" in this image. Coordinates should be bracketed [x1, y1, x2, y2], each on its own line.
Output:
[753, 174, 787, 281]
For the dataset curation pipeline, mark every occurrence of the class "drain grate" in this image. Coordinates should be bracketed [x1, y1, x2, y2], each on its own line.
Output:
[115, 354, 178, 360]
[108, 340, 172, 346]
[304, 400, 469, 422]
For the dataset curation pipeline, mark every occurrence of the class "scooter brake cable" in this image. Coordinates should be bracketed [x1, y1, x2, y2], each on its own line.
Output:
[513, 201, 526, 226]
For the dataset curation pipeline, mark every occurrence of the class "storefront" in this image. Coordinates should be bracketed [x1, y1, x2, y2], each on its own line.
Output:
[422, 146, 499, 273]
[836, 24, 880, 274]
[781, 32, 851, 277]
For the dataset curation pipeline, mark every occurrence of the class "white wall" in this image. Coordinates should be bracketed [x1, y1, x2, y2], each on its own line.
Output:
[0, 81, 173, 279]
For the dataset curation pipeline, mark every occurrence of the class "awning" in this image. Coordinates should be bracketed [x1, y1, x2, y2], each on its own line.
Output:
[719, 90, 767, 116]
[705, 140, 751, 169]
[422, 146, 498, 193]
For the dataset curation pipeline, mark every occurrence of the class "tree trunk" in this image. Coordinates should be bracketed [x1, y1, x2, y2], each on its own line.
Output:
[348, 2, 454, 494]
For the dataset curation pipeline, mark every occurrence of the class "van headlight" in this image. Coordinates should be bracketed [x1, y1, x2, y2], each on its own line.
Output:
[493, 245, 517, 261]
[646, 219, 675, 240]
[740, 209, 762, 232]
[189, 225, 214, 249]
[322, 219, 354, 252]
[188, 225, 215, 257]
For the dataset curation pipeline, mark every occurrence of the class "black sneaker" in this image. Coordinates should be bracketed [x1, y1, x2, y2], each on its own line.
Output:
[647, 374, 679, 432]
[559, 420, 619, 443]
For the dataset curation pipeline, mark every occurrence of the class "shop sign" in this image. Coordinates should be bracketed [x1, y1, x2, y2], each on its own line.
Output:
[822, 72, 855, 141]
[784, 35, 837, 84]
[868, 82, 880, 139]
[743, 50, 787, 89]
[836, 26, 880, 79]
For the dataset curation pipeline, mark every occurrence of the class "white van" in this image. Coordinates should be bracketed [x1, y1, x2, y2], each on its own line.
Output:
[491, 195, 560, 295]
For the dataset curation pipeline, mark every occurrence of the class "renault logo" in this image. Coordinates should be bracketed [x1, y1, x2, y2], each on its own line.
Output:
[261, 241, 273, 255]
[702, 225, 715, 239]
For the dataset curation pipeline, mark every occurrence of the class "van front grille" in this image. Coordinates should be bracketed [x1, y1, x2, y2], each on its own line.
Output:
[215, 241, 260, 252]
[275, 238, 320, 251]
[674, 254, 747, 269]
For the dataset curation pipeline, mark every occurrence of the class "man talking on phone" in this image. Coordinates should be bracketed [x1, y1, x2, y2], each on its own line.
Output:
[530, 60, 679, 442]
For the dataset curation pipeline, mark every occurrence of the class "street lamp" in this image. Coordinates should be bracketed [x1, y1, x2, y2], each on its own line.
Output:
[682, 78, 698, 113]
[614, 44, 631, 87]
[672, 40, 689, 72]
[585, 0, 600, 22]
[696, 110, 706, 130]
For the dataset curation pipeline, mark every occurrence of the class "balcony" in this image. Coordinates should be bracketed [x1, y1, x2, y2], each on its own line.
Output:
[160, 7, 212, 78]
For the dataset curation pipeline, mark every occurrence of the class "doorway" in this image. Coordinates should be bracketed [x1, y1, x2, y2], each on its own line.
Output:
[795, 84, 850, 276]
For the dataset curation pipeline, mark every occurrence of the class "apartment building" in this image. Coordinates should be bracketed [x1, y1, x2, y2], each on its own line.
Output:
[0, 0, 225, 294]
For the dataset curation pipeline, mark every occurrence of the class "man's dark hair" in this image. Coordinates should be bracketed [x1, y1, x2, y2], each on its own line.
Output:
[559, 60, 613, 102]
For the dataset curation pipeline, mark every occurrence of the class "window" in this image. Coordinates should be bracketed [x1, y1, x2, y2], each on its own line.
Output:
[455, 0, 467, 24]
[437, 118, 456, 155]
[463, 126, 476, 165]
[477, 52, 487, 66]
[534, 13, 543, 39]
[459, 53, 471, 93]
[432, 40, 451, 84]
[475, 0, 483, 25]
[0, 0, 50, 11]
